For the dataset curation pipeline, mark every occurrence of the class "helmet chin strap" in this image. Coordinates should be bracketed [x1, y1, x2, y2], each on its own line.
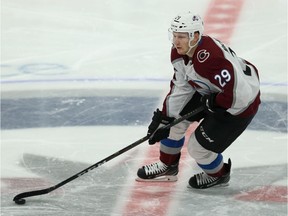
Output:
[186, 36, 201, 56]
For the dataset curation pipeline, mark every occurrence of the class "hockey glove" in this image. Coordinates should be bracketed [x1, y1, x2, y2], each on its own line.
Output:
[201, 93, 217, 112]
[148, 109, 175, 145]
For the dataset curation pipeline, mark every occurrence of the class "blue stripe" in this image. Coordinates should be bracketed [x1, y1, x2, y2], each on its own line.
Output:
[1, 77, 286, 86]
[161, 137, 185, 148]
[1, 97, 286, 131]
[198, 154, 223, 170]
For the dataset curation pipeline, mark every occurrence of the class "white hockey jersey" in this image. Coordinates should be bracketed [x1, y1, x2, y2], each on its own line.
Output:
[162, 36, 261, 118]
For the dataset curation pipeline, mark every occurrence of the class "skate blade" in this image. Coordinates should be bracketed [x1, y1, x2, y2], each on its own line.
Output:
[187, 182, 229, 189]
[135, 175, 178, 182]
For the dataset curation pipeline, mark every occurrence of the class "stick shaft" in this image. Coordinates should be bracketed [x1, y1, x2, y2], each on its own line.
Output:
[13, 106, 204, 202]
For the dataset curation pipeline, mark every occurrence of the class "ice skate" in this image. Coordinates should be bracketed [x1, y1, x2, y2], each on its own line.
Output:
[136, 161, 179, 182]
[188, 159, 231, 189]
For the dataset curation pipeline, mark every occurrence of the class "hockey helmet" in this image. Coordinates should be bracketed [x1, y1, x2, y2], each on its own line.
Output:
[169, 12, 204, 39]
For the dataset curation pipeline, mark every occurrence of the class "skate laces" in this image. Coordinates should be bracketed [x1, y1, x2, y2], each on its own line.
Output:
[196, 172, 218, 186]
[144, 161, 168, 175]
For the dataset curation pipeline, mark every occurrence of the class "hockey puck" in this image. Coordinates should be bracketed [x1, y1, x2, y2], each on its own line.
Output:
[15, 198, 26, 205]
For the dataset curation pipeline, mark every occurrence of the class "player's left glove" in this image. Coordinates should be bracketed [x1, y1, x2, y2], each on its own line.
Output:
[201, 93, 217, 112]
[147, 109, 175, 145]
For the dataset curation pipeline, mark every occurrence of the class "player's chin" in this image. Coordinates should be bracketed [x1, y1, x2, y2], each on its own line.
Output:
[176, 48, 186, 55]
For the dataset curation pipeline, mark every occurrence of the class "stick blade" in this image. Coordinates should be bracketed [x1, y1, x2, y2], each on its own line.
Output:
[13, 187, 52, 202]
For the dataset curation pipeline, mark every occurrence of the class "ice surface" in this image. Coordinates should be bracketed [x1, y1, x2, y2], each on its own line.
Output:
[1, 0, 287, 215]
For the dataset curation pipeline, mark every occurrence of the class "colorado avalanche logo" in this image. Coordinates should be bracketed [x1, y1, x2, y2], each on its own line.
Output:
[197, 49, 210, 63]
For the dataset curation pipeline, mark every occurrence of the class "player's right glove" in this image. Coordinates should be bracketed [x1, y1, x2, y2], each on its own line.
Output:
[200, 93, 217, 112]
[147, 109, 175, 145]
[201, 93, 227, 113]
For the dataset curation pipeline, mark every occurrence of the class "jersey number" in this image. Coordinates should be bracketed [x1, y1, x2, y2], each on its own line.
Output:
[214, 69, 231, 87]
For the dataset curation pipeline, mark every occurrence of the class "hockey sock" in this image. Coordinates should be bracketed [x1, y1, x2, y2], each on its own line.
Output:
[160, 137, 185, 165]
[197, 153, 224, 177]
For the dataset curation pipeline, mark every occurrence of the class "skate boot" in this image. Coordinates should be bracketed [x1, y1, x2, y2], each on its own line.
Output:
[188, 159, 232, 189]
[136, 161, 179, 182]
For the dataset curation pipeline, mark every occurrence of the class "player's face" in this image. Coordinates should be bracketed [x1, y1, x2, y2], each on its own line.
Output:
[172, 32, 190, 55]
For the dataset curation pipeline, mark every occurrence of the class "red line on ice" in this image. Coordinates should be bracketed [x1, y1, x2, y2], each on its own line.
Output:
[234, 185, 288, 203]
[204, 0, 245, 45]
[121, 124, 197, 216]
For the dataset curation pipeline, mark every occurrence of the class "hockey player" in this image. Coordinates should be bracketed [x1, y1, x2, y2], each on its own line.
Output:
[137, 12, 261, 189]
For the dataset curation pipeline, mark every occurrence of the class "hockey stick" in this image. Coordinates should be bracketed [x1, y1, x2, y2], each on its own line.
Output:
[13, 105, 205, 205]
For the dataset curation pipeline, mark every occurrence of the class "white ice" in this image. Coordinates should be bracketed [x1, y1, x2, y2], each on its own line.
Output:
[1, 0, 287, 216]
